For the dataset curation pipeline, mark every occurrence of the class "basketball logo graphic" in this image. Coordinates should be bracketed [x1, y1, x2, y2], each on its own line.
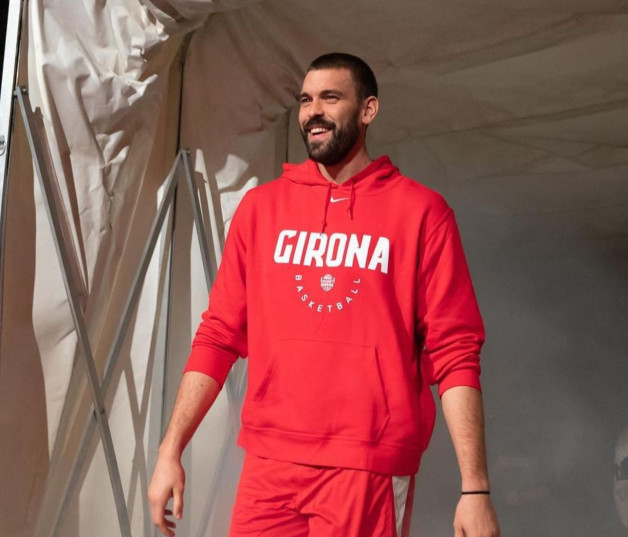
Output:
[320, 274, 335, 291]
[294, 273, 361, 313]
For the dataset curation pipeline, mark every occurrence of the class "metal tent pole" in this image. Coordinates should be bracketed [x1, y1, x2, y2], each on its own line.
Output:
[15, 86, 133, 537]
[0, 0, 26, 203]
[180, 151, 249, 536]
[42, 150, 232, 537]
[152, 180, 179, 537]
[45, 150, 185, 537]
[182, 150, 214, 290]
[180, 151, 240, 420]
[0, 0, 27, 369]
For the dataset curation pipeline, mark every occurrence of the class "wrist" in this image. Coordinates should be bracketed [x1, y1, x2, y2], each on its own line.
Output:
[461, 477, 490, 491]
[158, 439, 184, 460]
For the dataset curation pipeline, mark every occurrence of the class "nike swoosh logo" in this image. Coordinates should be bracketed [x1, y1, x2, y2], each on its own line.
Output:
[330, 197, 349, 203]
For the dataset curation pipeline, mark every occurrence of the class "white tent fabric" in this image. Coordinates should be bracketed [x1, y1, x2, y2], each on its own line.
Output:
[1, 0, 627, 536]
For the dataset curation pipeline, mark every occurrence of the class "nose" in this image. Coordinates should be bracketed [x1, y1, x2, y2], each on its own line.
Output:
[308, 98, 324, 118]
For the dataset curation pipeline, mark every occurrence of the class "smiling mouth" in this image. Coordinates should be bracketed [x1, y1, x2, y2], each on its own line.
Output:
[310, 127, 329, 134]
[308, 126, 333, 141]
[304, 117, 335, 136]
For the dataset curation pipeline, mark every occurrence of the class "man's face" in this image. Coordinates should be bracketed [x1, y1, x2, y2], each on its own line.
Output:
[298, 68, 363, 166]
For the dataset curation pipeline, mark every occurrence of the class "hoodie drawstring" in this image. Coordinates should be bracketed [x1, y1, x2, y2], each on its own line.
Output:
[348, 180, 356, 220]
[322, 182, 332, 232]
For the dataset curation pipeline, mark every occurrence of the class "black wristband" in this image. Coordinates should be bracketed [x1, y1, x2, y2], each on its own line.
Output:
[461, 490, 490, 495]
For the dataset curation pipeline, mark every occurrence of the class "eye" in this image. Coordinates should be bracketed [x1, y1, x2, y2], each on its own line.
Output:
[299, 96, 312, 105]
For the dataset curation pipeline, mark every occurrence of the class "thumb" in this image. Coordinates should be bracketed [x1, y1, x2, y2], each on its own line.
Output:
[173, 486, 184, 520]
[453, 514, 465, 537]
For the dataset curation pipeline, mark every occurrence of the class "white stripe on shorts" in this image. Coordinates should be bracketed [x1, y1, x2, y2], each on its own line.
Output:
[392, 475, 415, 537]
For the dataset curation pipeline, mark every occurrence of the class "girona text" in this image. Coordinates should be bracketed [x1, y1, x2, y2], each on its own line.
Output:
[273, 230, 389, 274]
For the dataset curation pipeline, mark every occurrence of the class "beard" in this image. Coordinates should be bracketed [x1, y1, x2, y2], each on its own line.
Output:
[300, 109, 360, 166]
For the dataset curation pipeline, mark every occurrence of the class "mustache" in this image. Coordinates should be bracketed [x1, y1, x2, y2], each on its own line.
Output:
[303, 117, 336, 131]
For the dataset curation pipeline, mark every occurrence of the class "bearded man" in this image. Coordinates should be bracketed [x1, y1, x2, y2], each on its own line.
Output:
[149, 52, 500, 537]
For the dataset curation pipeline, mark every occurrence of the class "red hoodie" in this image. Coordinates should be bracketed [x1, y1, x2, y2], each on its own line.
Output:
[185, 156, 484, 475]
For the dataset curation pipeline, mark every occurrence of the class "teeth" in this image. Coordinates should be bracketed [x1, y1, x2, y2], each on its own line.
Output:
[311, 128, 329, 134]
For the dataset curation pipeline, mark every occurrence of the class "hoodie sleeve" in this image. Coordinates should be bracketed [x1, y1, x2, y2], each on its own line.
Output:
[183, 194, 250, 387]
[416, 207, 485, 397]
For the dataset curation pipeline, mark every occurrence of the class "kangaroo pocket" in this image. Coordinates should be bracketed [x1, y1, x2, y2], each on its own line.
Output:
[248, 338, 390, 442]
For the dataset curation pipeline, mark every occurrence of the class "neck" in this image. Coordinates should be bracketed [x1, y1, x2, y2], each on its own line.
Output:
[316, 144, 371, 184]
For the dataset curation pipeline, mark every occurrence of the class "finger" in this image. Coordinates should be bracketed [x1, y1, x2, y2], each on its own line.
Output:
[163, 510, 177, 528]
[173, 485, 184, 520]
[149, 495, 167, 527]
[154, 516, 175, 537]
[156, 517, 174, 537]
[149, 492, 175, 537]
[159, 509, 177, 537]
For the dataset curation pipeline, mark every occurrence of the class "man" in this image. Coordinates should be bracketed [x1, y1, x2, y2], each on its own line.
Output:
[149, 53, 500, 537]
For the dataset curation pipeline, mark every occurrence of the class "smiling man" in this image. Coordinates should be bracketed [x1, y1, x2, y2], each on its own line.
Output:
[148, 53, 500, 537]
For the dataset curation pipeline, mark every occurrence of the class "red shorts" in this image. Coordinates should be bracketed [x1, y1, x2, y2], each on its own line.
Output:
[229, 453, 414, 537]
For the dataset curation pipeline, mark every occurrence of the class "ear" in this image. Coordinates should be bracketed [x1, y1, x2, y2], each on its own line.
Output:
[361, 96, 379, 126]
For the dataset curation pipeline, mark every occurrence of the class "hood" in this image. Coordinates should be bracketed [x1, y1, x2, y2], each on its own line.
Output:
[281, 156, 402, 231]
[282, 155, 401, 192]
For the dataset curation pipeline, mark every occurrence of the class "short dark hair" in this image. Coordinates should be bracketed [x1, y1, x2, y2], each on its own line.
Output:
[307, 52, 378, 101]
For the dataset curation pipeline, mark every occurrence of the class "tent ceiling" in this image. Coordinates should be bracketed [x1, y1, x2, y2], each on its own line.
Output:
[181, 0, 628, 238]
[263, 1, 628, 146]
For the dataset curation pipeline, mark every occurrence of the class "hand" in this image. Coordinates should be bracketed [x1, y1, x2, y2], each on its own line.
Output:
[453, 494, 500, 537]
[148, 454, 185, 537]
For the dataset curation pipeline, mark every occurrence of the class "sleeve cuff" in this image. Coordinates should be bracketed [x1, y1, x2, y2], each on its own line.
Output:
[183, 346, 235, 388]
[438, 369, 482, 398]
